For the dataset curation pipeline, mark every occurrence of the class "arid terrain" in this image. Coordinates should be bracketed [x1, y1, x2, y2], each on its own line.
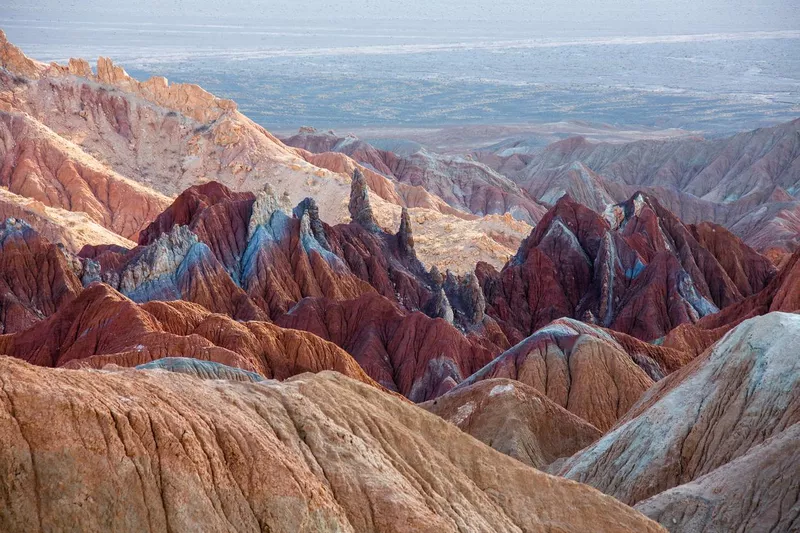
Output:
[0, 30, 798, 533]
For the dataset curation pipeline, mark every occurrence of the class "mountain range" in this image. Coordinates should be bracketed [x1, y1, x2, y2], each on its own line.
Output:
[0, 30, 798, 533]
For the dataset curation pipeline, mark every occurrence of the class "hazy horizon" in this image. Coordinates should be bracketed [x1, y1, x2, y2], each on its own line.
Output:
[3, 0, 799, 136]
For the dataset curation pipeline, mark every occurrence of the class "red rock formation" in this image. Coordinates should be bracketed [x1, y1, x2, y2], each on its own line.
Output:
[0, 282, 379, 389]
[479, 193, 775, 343]
[661, 247, 800, 356]
[276, 293, 495, 402]
[0, 111, 170, 240]
[0, 357, 664, 532]
[422, 378, 602, 468]
[453, 318, 656, 431]
[84, 224, 266, 321]
[556, 313, 800, 514]
[82, 181, 506, 399]
[0, 218, 82, 333]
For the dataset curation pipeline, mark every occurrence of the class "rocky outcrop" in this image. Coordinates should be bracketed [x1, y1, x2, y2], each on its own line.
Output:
[396, 207, 415, 257]
[0, 218, 82, 333]
[82, 183, 506, 398]
[479, 193, 775, 343]
[480, 119, 800, 252]
[0, 30, 46, 78]
[282, 128, 547, 224]
[84, 224, 266, 321]
[455, 318, 656, 431]
[661, 247, 800, 357]
[422, 378, 601, 469]
[556, 313, 800, 514]
[348, 168, 379, 231]
[0, 356, 665, 533]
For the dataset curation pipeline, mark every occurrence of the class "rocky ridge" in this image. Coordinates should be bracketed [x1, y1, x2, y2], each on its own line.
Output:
[0, 32, 532, 272]
[555, 313, 800, 531]
[0, 356, 666, 532]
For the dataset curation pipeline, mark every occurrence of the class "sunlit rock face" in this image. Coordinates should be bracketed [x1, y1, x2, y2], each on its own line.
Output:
[0, 356, 665, 533]
[556, 313, 800, 527]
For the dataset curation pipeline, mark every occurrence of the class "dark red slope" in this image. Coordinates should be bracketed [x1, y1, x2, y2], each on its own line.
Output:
[479, 193, 775, 343]
[0, 218, 82, 333]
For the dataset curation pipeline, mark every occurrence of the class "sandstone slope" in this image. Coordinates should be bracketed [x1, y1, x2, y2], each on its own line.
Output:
[421, 378, 601, 469]
[635, 421, 800, 532]
[0, 356, 665, 532]
[452, 318, 657, 431]
[0, 281, 379, 390]
[0, 186, 135, 251]
[556, 313, 800, 522]
[0, 218, 82, 333]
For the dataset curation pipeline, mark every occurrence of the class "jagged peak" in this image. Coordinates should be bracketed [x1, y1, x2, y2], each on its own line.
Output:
[0, 30, 47, 79]
[397, 207, 415, 257]
[443, 270, 486, 324]
[118, 225, 199, 295]
[247, 185, 288, 242]
[604, 191, 667, 230]
[293, 197, 331, 251]
[348, 168, 379, 231]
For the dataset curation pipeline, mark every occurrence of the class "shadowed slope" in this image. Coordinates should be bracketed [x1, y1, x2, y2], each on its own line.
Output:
[0, 218, 82, 333]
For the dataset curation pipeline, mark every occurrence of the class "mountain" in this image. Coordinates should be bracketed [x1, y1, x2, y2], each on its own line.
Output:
[0, 356, 664, 533]
[554, 312, 800, 531]
[476, 120, 800, 254]
[0, 31, 531, 272]
[1, 178, 505, 401]
[477, 192, 775, 344]
[281, 128, 547, 224]
[1, 26, 798, 533]
[421, 377, 602, 468]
